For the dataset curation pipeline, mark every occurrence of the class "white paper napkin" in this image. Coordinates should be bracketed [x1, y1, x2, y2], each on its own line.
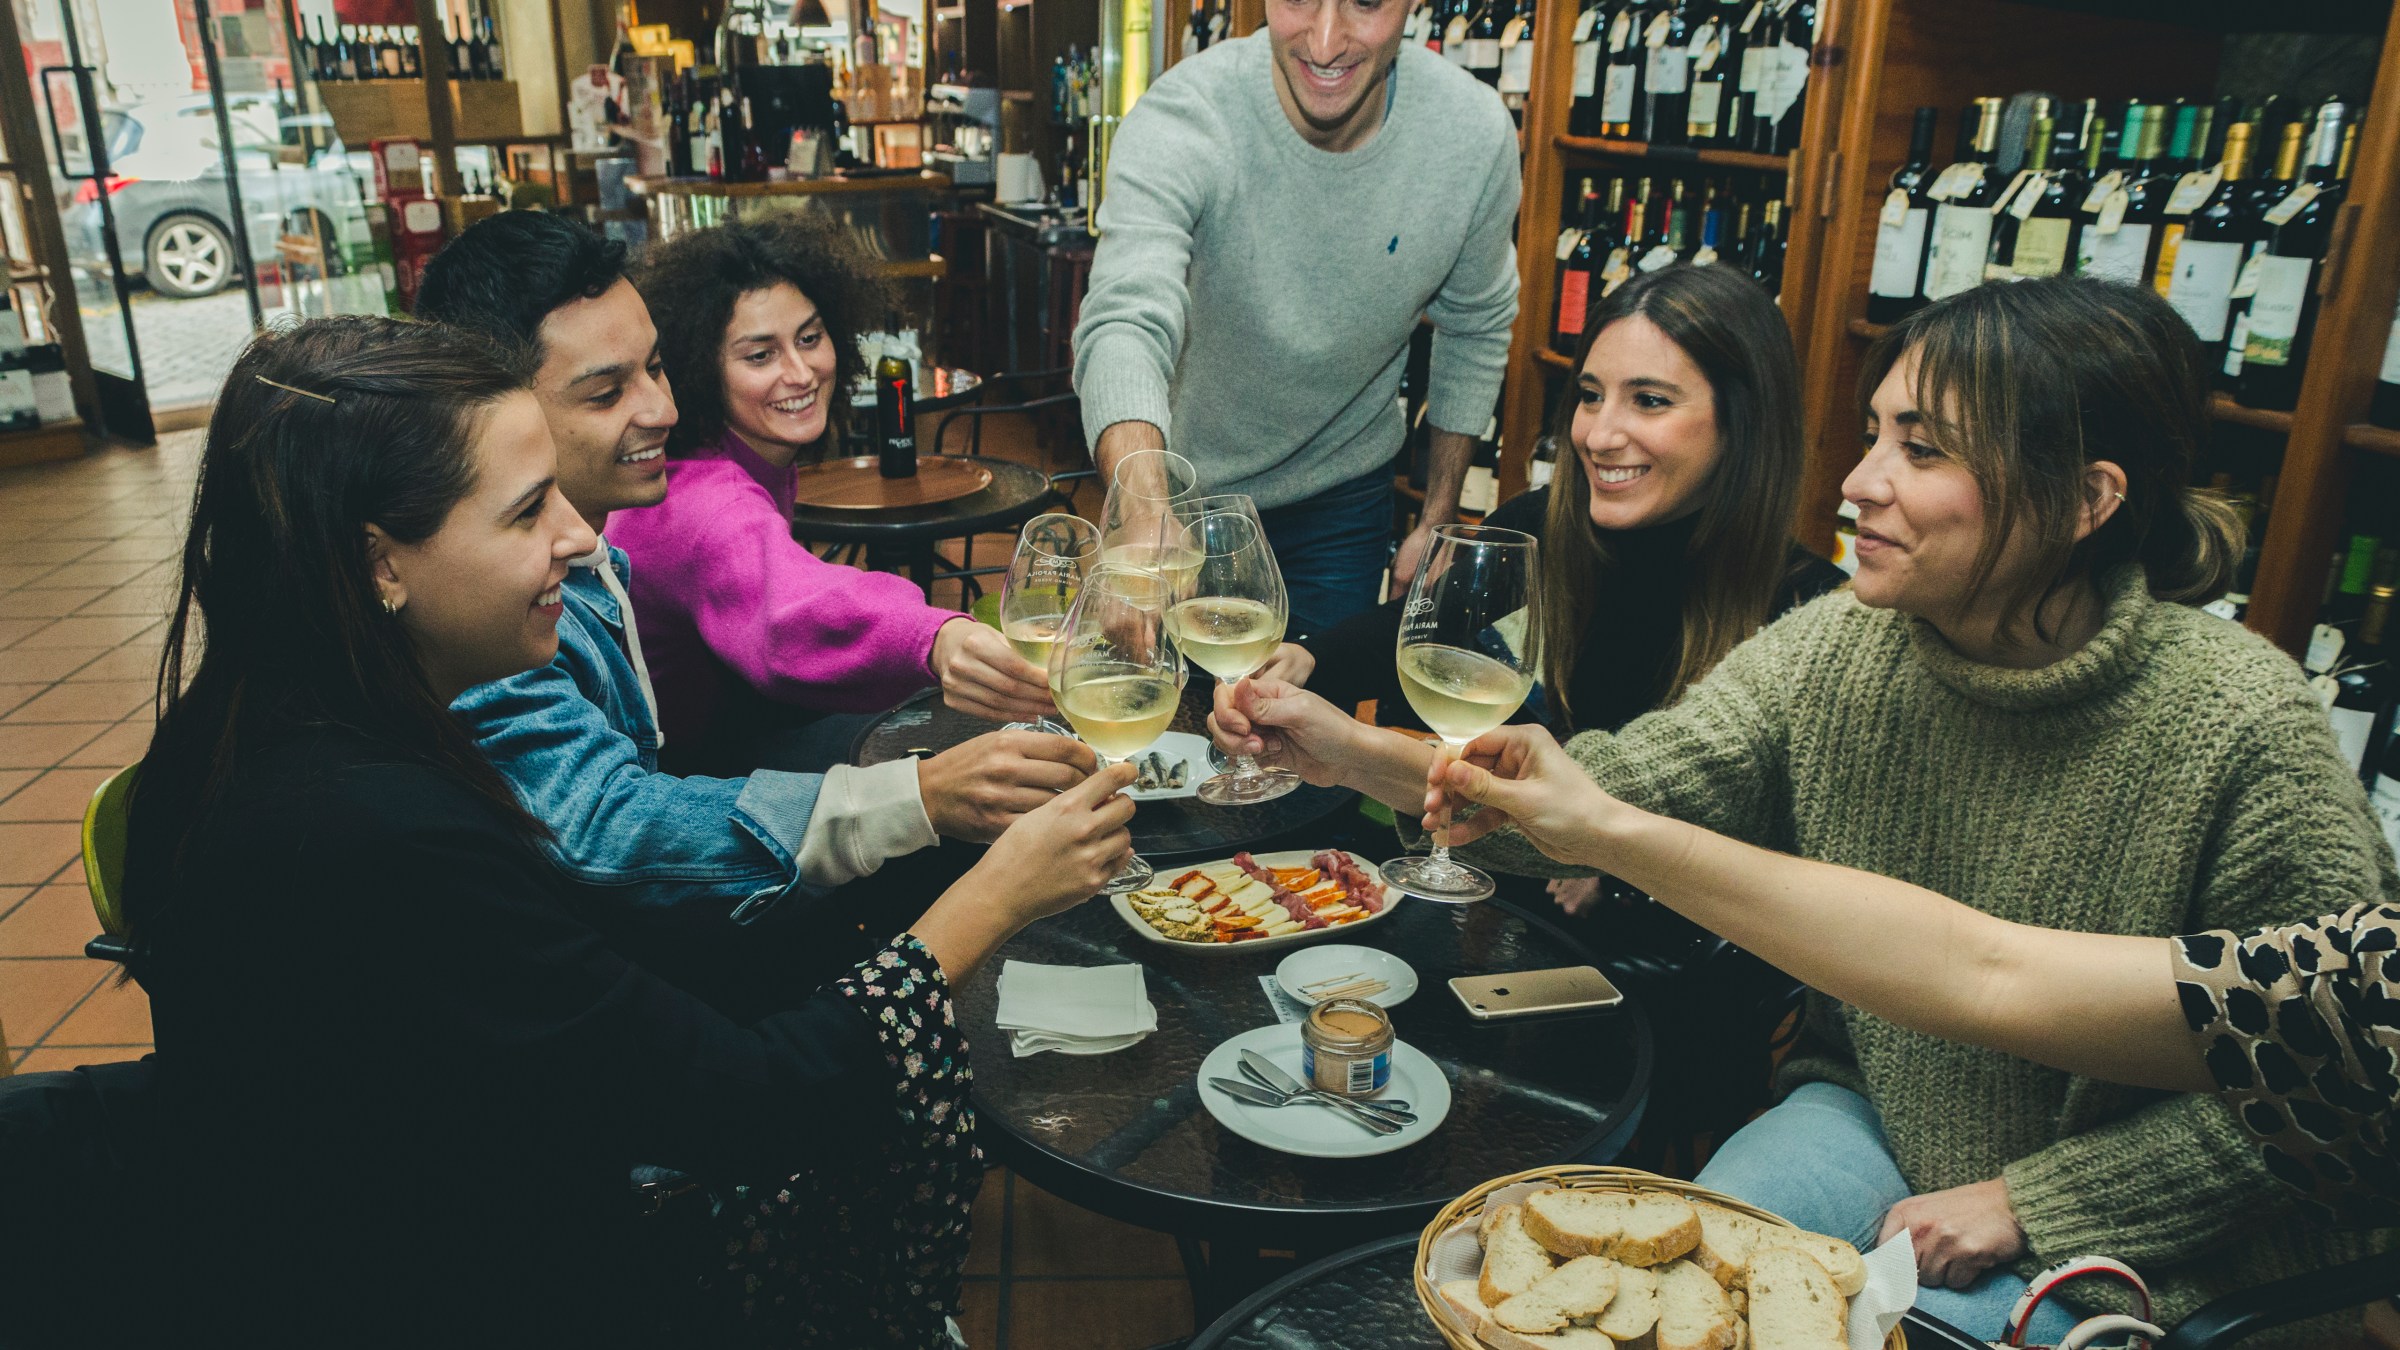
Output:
[1418, 1183, 1918, 1349]
[996, 961, 1157, 1057]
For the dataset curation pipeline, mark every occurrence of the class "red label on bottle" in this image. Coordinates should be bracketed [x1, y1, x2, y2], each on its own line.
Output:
[1556, 267, 1592, 337]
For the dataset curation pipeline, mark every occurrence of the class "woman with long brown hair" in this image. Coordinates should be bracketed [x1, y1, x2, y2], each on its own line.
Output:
[1211, 276, 2384, 1342]
[1267, 263, 1844, 910]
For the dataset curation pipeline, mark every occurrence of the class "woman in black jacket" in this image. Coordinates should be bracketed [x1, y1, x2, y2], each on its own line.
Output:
[122, 317, 1134, 1346]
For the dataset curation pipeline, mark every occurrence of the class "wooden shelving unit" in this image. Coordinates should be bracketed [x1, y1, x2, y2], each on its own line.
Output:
[1795, 0, 2399, 658]
[0, 0, 97, 468]
[1555, 134, 1795, 174]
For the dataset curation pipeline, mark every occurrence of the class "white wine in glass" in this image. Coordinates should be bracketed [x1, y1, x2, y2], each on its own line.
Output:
[1381, 524, 1542, 904]
[1166, 496, 1302, 805]
[1051, 563, 1187, 893]
[1098, 448, 1201, 606]
[997, 512, 1099, 735]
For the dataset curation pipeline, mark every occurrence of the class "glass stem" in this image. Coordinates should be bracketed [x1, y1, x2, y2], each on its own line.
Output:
[1231, 751, 1265, 778]
[1428, 740, 1462, 866]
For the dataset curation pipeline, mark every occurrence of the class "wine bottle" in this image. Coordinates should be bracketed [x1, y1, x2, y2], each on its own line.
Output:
[1921, 97, 2003, 301]
[1715, 0, 1757, 148]
[483, 14, 506, 80]
[468, 7, 494, 80]
[1734, 0, 1779, 152]
[378, 26, 405, 78]
[2220, 121, 2304, 393]
[2164, 122, 2258, 371]
[2332, 580, 2395, 779]
[2372, 298, 2400, 430]
[2148, 103, 2215, 296]
[1568, 0, 1608, 137]
[2075, 102, 2167, 285]
[1748, 198, 1786, 295]
[399, 25, 423, 79]
[1600, 0, 1644, 138]
[1498, 0, 1538, 110]
[1555, 177, 1604, 355]
[298, 19, 321, 82]
[1463, 0, 1504, 88]
[1684, 0, 1737, 144]
[2236, 100, 2348, 413]
[875, 354, 918, 478]
[1640, 0, 1692, 147]
[1866, 108, 1938, 322]
[1990, 114, 2075, 281]
[1663, 177, 1694, 254]
[1439, 0, 1472, 65]
[1753, 0, 1811, 155]
[449, 18, 472, 79]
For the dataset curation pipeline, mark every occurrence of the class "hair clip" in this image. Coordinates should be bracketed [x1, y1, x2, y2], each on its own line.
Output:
[256, 376, 336, 405]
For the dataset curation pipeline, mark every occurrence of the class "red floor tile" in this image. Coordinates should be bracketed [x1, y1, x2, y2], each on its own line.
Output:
[62, 720, 154, 770]
[0, 885, 99, 957]
[3, 680, 156, 725]
[0, 958, 107, 1044]
[48, 972, 150, 1044]
[0, 820, 81, 885]
[0, 767, 115, 822]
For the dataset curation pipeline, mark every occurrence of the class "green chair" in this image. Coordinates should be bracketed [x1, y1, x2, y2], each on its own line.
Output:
[81, 765, 137, 965]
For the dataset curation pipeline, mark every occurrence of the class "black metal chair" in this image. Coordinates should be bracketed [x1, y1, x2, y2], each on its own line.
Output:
[2158, 1251, 2400, 1349]
[888, 366, 1096, 608]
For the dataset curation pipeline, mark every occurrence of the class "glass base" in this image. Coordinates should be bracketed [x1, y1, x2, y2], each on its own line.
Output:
[1378, 852, 1495, 904]
[1102, 852, 1155, 895]
[1196, 766, 1302, 806]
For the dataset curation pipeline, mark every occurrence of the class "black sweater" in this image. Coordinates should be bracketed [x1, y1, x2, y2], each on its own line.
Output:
[1299, 491, 1849, 734]
[123, 730, 908, 1345]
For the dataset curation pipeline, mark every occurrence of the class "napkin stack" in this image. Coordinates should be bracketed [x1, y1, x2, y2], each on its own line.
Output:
[995, 960, 1158, 1057]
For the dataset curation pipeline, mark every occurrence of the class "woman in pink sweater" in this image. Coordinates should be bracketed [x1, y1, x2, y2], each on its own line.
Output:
[617, 216, 1050, 775]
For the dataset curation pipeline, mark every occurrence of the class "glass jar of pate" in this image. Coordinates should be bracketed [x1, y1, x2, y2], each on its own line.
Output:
[1300, 997, 1394, 1096]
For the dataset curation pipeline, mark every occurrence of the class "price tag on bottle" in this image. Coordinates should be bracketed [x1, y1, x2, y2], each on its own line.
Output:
[2164, 166, 2221, 216]
[2262, 182, 2321, 227]
[2080, 170, 2123, 214]
[1987, 169, 2032, 218]
[2009, 173, 2049, 220]
[1690, 20, 1720, 68]
[1607, 10, 1632, 49]
[1690, 245, 1720, 265]
[1447, 15, 1471, 45]
[1880, 187, 1912, 228]
[2094, 187, 2130, 235]
[1645, 11, 1673, 45]
[1602, 246, 1631, 283]
[2202, 597, 2241, 622]
[1926, 163, 1978, 202]
[1557, 227, 1584, 260]
[1572, 6, 1600, 41]
[2229, 251, 2266, 299]
[2307, 624, 2346, 678]
[1739, 0, 1765, 32]
[1500, 16, 1528, 45]
[1638, 243, 1681, 272]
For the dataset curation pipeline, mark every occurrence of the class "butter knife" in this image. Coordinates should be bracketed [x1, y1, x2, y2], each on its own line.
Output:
[1239, 1049, 1419, 1126]
[1207, 1077, 1401, 1134]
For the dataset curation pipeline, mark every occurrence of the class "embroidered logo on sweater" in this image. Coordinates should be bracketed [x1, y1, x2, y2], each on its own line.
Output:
[1388, 235, 1399, 253]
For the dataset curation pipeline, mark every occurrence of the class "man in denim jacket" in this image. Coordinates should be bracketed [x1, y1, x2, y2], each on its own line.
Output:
[425, 213, 1093, 925]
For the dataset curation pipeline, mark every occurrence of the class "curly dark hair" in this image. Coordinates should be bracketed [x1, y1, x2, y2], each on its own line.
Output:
[413, 211, 628, 362]
[634, 214, 894, 455]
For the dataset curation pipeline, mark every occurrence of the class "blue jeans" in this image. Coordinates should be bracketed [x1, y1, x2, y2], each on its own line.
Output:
[1693, 1084, 2081, 1346]
[1258, 465, 1394, 641]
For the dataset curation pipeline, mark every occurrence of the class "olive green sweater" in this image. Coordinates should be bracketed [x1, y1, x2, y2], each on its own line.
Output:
[1451, 567, 2398, 1329]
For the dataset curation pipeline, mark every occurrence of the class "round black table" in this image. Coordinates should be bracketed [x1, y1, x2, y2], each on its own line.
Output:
[1184, 1233, 1981, 1350]
[955, 890, 1650, 1316]
[853, 682, 1358, 862]
[790, 454, 1052, 595]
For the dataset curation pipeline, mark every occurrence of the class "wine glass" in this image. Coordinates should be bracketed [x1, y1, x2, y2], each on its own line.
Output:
[1050, 562, 1188, 893]
[1168, 495, 1301, 805]
[1098, 448, 1201, 601]
[1380, 524, 1543, 904]
[997, 512, 1099, 735]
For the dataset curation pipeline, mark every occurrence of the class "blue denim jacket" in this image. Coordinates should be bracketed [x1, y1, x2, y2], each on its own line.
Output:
[452, 543, 820, 924]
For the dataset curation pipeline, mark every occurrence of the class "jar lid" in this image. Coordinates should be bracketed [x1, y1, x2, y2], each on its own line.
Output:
[1305, 996, 1393, 1048]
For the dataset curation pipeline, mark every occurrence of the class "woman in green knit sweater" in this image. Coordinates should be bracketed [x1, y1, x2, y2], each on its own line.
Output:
[1208, 277, 2395, 1338]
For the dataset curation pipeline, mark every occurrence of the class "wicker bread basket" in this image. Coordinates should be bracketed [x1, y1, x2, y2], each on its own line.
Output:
[1412, 1164, 1908, 1350]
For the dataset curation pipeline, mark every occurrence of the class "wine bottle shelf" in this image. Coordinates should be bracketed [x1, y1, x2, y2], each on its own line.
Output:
[2348, 423, 2400, 459]
[1553, 135, 1790, 174]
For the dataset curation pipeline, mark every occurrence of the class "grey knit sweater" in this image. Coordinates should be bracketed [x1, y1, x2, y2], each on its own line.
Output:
[1071, 32, 1520, 508]
[1451, 567, 2398, 1329]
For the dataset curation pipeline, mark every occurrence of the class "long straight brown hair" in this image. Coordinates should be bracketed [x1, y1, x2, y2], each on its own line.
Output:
[1537, 264, 1808, 724]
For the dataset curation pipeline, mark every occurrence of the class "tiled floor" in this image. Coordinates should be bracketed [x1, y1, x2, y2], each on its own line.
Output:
[0, 416, 1199, 1347]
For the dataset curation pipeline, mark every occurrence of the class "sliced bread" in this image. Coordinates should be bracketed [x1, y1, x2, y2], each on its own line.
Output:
[1690, 1205, 1761, 1288]
[1522, 1190, 1702, 1267]
[1757, 1230, 1867, 1298]
[1495, 1256, 1622, 1335]
[1594, 1260, 1661, 1343]
[1481, 1202, 1563, 1307]
[1439, 1278, 1497, 1340]
[1486, 1190, 1558, 1245]
[1653, 1259, 1739, 1350]
[1746, 1244, 1847, 1350]
[1481, 1326, 1618, 1350]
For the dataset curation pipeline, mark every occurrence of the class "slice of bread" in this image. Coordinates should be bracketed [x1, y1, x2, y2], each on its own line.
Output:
[1495, 1256, 1622, 1334]
[1594, 1260, 1661, 1343]
[1485, 1190, 1558, 1246]
[1523, 1190, 1702, 1267]
[1439, 1278, 1497, 1340]
[1481, 1326, 1618, 1350]
[1654, 1259, 1739, 1350]
[1481, 1202, 1563, 1307]
[1746, 1245, 1847, 1350]
[1756, 1230, 1866, 1299]
[1690, 1205, 1761, 1288]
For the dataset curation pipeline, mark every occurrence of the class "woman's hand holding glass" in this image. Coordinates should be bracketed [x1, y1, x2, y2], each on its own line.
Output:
[1207, 677, 1368, 788]
[931, 619, 1055, 724]
[1049, 563, 1187, 893]
[996, 512, 1100, 734]
[1421, 722, 1624, 867]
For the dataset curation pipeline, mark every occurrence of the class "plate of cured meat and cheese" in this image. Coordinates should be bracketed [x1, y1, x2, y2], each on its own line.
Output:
[1111, 850, 1399, 953]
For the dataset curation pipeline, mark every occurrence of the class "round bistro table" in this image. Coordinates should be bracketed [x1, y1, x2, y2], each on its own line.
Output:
[953, 891, 1651, 1318]
[789, 453, 1053, 596]
[1182, 1233, 1980, 1350]
[852, 682, 1358, 864]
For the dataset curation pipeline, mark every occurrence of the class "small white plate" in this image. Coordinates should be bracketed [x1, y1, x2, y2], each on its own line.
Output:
[1275, 945, 1418, 1009]
[1121, 731, 1224, 801]
[1109, 850, 1402, 954]
[1197, 1024, 1449, 1158]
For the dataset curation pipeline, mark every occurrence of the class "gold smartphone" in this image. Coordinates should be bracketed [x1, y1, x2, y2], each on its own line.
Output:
[1449, 967, 1625, 1020]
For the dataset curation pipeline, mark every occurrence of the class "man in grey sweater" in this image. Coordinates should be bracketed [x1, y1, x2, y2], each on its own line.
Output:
[1071, 4, 1521, 636]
